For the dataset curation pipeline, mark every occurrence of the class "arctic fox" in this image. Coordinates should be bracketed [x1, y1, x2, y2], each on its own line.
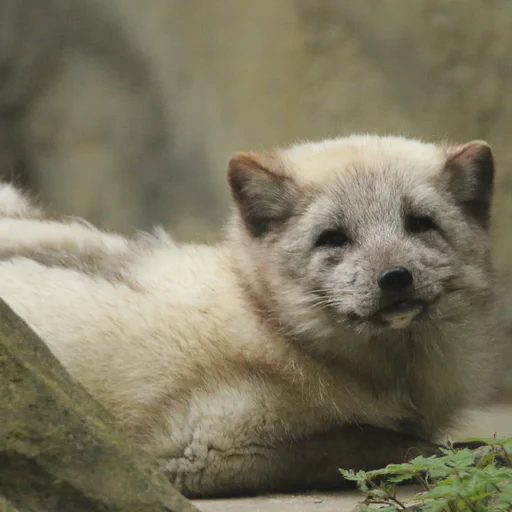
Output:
[0, 135, 502, 497]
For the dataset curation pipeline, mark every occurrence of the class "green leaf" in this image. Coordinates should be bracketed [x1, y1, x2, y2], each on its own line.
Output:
[339, 436, 512, 511]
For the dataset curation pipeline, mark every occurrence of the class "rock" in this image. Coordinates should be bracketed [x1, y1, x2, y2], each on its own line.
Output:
[0, 299, 198, 512]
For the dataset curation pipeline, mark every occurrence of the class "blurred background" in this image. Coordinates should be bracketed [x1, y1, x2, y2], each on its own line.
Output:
[0, 0, 511, 389]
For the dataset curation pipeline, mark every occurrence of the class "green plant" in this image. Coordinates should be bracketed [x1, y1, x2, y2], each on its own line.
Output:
[340, 436, 512, 511]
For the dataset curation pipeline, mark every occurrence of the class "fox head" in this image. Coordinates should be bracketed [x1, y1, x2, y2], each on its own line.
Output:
[227, 135, 495, 354]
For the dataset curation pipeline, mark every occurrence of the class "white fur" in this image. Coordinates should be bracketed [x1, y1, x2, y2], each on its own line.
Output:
[0, 135, 502, 497]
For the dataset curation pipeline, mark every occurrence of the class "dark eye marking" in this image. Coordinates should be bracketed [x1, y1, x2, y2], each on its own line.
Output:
[314, 229, 350, 248]
[406, 214, 438, 234]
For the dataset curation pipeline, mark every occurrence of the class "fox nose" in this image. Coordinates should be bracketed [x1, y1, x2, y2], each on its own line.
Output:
[377, 266, 413, 292]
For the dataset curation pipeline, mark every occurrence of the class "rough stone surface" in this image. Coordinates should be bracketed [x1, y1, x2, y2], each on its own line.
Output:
[0, 299, 197, 512]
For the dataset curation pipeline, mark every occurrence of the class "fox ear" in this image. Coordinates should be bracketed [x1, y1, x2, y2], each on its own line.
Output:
[444, 140, 494, 228]
[227, 152, 297, 237]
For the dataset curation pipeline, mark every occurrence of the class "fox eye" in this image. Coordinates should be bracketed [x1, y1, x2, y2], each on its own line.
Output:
[406, 215, 438, 234]
[315, 229, 350, 248]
